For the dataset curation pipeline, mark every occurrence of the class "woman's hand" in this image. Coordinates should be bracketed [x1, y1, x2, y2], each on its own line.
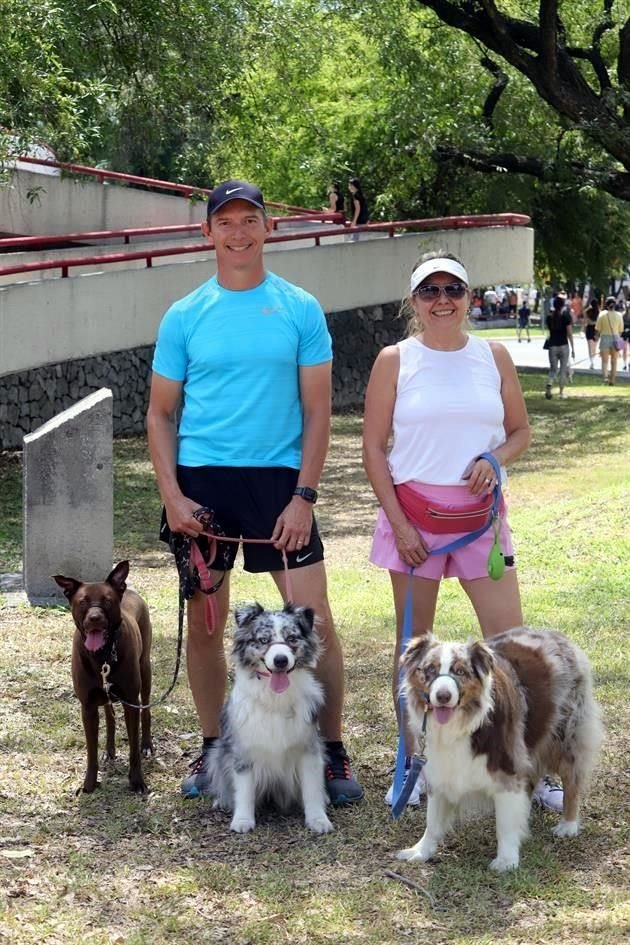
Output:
[464, 456, 498, 497]
[392, 520, 429, 568]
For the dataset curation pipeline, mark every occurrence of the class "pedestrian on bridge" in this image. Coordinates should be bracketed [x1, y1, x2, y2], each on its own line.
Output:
[147, 179, 363, 807]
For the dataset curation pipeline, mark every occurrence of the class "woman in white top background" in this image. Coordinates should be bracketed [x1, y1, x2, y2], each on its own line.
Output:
[363, 251, 562, 812]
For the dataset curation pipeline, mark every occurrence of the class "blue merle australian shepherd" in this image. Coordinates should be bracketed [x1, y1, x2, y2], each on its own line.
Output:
[208, 602, 333, 834]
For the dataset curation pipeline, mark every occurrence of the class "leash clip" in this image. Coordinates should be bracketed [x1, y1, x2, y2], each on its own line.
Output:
[100, 662, 112, 698]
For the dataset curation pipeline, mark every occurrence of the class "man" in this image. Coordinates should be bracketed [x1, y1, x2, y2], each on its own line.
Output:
[516, 296, 531, 343]
[147, 179, 363, 805]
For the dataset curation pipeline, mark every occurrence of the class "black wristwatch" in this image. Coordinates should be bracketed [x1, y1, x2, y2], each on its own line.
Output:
[293, 486, 318, 504]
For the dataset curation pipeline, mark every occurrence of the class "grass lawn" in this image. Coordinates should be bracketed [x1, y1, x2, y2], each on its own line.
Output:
[0, 374, 628, 945]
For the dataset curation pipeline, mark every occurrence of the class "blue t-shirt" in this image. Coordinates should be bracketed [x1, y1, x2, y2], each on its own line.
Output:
[152, 271, 332, 467]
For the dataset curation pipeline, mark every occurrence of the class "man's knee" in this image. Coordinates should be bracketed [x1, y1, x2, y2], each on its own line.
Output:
[187, 592, 228, 643]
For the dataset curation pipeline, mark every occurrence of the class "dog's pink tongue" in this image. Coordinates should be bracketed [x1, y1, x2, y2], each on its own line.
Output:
[433, 706, 455, 725]
[270, 671, 290, 694]
[85, 629, 106, 652]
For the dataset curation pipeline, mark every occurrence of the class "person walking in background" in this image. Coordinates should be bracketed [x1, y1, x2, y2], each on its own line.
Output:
[621, 305, 630, 371]
[545, 296, 575, 400]
[348, 177, 369, 241]
[517, 296, 531, 342]
[570, 291, 583, 323]
[147, 179, 363, 806]
[362, 250, 567, 815]
[483, 286, 498, 315]
[596, 296, 624, 386]
[583, 298, 600, 370]
[327, 182, 344, 215]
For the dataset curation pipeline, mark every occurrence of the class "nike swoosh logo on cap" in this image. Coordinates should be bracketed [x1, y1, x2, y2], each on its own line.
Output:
[225, 187, 243, 195]
[296, 552, 313, 564]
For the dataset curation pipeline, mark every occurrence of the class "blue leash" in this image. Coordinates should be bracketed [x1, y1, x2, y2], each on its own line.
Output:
[390, 452, 502, 819]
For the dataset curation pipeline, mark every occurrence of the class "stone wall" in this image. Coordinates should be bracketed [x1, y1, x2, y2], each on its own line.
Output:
[0, 301, 405, 449]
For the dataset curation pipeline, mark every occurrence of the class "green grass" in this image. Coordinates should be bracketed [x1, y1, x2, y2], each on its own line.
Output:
[0, 373, 628, 945]
[469, 326, 546, 337]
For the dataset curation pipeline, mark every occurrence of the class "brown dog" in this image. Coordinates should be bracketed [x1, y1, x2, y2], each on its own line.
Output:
[53, 560, 153, 793]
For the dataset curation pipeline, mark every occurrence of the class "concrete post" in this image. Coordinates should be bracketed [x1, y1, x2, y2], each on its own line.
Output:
[23, 388, 113, 604]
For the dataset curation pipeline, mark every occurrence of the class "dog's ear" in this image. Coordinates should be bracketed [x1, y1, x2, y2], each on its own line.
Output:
[290, 605, 315, 633]
[401, 632, 434, 672]
[106, 560, 129, 597]
[52, 574, 82, 602]
[234, 601, 264, 627]
[469, 640, 494, 679]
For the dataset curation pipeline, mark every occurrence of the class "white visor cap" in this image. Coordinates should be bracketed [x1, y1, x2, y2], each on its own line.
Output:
[410, 258, 469, 295]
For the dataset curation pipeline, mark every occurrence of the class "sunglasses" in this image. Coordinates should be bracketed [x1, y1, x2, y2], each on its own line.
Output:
[413, 282, 468, 301]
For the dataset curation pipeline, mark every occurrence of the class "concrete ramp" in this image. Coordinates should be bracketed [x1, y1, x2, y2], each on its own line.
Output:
[0, 224, 533, 377]
[23, 388, 113, 604]
[0, 167, 205, 237]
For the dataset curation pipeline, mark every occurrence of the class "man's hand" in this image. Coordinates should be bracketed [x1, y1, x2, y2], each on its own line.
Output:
[271, 496, 313, 552]
[164, 494, 204, 537]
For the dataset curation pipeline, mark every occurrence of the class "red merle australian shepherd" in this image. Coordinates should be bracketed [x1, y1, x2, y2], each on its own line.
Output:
[398, 627, 602, 871]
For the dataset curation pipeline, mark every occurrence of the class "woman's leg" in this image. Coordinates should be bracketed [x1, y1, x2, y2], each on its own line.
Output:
[459, 570, 523, 639]
[460, 571, 563, 811]
[609, 349, 619, 384]
[390, 570, 441, 756]
[587, 338, 596, 367]
[558, 345, 569, 394]
[600, 349, 609, 381]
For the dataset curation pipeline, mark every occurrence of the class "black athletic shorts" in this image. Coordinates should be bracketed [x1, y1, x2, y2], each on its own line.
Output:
[173, 465, 325, 573]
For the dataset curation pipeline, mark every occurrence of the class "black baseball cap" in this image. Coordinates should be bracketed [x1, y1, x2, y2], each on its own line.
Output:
[207, 179, 265, 216]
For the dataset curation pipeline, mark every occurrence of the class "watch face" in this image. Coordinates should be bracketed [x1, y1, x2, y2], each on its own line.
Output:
[295, 487, 317, 503]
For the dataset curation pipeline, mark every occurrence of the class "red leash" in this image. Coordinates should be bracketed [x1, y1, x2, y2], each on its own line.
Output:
[192, 530, 293, 634]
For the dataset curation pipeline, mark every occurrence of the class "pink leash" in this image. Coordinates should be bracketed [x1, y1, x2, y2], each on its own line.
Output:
[191, 531, 293, 634]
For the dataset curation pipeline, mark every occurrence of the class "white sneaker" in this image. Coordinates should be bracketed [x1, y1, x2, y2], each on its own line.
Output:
[532, 776, 564, 813]
[385, 767, 426, 806]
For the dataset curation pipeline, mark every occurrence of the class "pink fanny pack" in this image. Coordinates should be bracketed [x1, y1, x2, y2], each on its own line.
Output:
[395, 482, 501, 535]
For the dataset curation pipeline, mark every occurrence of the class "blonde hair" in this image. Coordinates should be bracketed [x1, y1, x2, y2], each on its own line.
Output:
[399, 250, 469, 336]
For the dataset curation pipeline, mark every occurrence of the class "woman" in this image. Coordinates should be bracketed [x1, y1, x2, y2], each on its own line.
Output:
[348, 177, 369, 240]
[327, 182, 344, 215]
[622, 306, 630, 371]
[363, 250, 563, 813]
[544, 296, 575, 399]
[583, 298, 600, 369]
[596, 296, 624, 385]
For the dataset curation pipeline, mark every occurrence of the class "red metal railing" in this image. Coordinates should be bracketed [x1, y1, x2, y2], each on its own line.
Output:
[14, 156, 317, 214]
[0, 213, 531, 279]
[0, 212, 345, 252]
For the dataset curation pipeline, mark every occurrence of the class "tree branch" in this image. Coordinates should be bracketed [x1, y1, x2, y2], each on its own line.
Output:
[480, 55, 508, 128]
[414, 1, 630, 172]
[435, 144, 630, 202]
[538, 0, 559, 80]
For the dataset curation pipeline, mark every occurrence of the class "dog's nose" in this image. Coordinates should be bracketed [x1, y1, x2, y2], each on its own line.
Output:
[435, 688, 452, 705]
[273, 653, 289, 670]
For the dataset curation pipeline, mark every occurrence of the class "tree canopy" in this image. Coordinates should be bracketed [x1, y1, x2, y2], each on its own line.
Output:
[2, 0, 630, 284]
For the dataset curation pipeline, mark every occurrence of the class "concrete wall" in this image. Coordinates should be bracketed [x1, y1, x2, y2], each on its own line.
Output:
[0, 168, 205, 236]
[0, 225, 534, 376]
[0, 302, 403, 449]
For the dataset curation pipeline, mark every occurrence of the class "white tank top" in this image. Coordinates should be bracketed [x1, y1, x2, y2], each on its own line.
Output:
[388, 335, 506, 485]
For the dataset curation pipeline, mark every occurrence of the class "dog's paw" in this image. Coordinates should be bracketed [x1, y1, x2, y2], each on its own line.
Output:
[489, 854, 519, 872]
[396, 844, 433, 863]
[141, 743, 154, 759]
[552, 819, 579, 839]
[129, 774, 148, 794]
[305, 812, 334, 834]
[230, 815, 256, 833]
[79, 779, 99, 795]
